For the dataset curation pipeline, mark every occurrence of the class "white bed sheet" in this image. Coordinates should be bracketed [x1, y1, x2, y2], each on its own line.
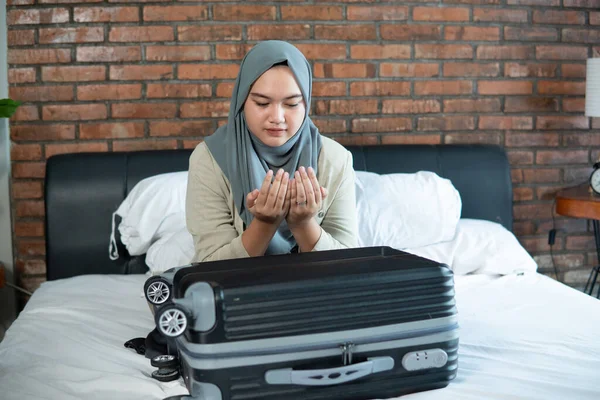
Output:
[0, 272, 599, 400]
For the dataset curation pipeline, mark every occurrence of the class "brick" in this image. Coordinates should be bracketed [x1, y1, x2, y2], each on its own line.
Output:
[508, 0, 559, 4]
[563, 29, 600, 44]
[180, 101, 230, 118]
[504, 27, 558, 42]
[350, 82, 410, 96]
[443, 0, 500, 3]
[9, 49, 71, 64]
[45, 142, 108, 158]
[39, 27, 104, 44]
[311, 118, 347, 134]
[504, 63, 557, 78]
[110, 65, 173, 80]
[182, 140, 203, 150]
[10, 105, 39, 121]
[350, 45, 410, 60]
[80, 122, 145, 139]
[333, 136, 379, 146]
[347, 6, 407, 20]
[506, 133, 559, 147]
[10, 86, 74, 102]
[443, 99, 500, 113]
[418, 116, 475, 131]
[480, 117, 533, 130]
[444, 26, 499, 41]
[513, 187, 534, 202]
[536, 46, 588, 60]
[15, 222, 44, 238]
[7, 30, 35, 46]
[474, 8, 527, 23]
[382, 135, 441, 145]
[315, 25, 376, 41]
[380, 63, 439, 78]
[561, 64, 586, 78]
[538, 81, 585, 95]
[12, 182, 42, 199]
[8, 68, 36, 84]
[592, 12, 600, 25]
[537, 116, 589, 130]
[513, 221, 535, 236]
[504, 97, 559, 113]
[537, 218, 587, 234]
[382, 100, 441, 114]
[443, 63, 499, 77]
[413, 7, 469, 22]
[520, 237, 556, 254]
[477, 46, 533, 60]
[149, 121, 213, 137]
[564, 133, 600, 146]
[314, 64, 376, 79]
[11, 144, 42, 161]
[42, 66, 106, 82]
[215, 83, 234, 98]
[215, 44, 253, 60]
[315, 100, 378, 115]
[21, 277, 47, 294]
[313, 82, 346, 97]
[564, 0, 600, 7]
[15, 200, 45, 217]
[562, 98, 585, 113]
[351, 118, 412, 133]
[247, 25, 310, 41]
[415, 81, 473, 95]
[38, 0, 102, 3]
[112, 103, 177, 119]
[43, 105, 107, 121]
[507, 151, 534, 165]
[415, 44, 472, 59]
[8, 8, 69, 25]
[77, 46, 141, 62]
[143, 5, 207, 21]
[179, 25, 242, 41]
[511, 169, 524, 184]
[77, 84, 142, 101]
[214, 5, 276, 20]
[178, 64, 239, 80]
[536, 150, 589, 165]
[533, 10, 585, 25]
[444, 133, 502, 145]
[147, 83, 211, 99]
[11, 124, 75, 141]
[380, 24, 441, 41]
[147, 46, 210, 61]
[7, 0, 35, 4]
[295, 44, 346, 60]
[478, 81, 533, 95]
[513, 205, 552, 221]
[109, 26, 174, 42]
[564, 166, 592, 183]
[113, 140, 178, 152]
[16, 241, 46, 257]
[74, 6, 139, 22]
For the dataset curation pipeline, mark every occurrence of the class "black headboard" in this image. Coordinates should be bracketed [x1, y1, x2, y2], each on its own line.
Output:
[45, 144, 512, 280]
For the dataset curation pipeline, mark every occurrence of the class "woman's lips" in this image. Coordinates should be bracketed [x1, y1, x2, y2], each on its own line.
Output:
[266, 129, 286, 136]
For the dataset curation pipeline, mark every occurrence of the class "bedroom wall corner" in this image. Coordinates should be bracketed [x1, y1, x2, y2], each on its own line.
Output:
[0, 0, 17, 342]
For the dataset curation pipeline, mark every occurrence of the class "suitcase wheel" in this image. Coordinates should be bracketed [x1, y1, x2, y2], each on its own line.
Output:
[151, 367, 180, 382]
[145, 276, 173, 306]
[155, 304, 189, 338]
[151, 354, 178, 369]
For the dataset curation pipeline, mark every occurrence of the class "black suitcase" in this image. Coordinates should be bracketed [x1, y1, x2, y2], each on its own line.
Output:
[145, 246, 459, 400]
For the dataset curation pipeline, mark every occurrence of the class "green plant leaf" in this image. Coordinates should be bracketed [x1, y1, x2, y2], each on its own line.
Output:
[0, 98, 22, 118]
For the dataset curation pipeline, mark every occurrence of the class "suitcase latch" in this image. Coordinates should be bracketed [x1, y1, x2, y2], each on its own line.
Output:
[340, 342, 355, 366]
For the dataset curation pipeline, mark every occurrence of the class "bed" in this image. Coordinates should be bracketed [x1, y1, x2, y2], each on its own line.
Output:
[1, 144, 599, 400]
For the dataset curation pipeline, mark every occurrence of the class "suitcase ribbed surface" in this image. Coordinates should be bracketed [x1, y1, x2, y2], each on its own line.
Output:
[221, 268, 454, 341]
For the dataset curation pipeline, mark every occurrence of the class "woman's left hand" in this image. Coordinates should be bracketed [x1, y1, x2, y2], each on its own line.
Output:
[286, 166, 327, 228]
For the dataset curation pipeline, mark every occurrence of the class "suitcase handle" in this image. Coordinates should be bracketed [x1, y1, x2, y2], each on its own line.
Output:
[264, 356, 394, 386]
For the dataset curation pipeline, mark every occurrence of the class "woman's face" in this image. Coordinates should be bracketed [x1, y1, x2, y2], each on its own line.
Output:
[243, 65, 306, 147]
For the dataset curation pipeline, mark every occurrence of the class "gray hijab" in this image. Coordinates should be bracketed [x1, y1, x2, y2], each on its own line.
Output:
[204, 40, 322, 255]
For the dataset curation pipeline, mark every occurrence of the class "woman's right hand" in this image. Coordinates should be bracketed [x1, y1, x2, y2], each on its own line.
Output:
[246, 169, 290, 225]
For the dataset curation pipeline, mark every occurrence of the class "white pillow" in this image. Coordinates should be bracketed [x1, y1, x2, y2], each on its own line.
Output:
[355, 171, 461, 249]
[146, 226, 195, 274]
[404, 219, 538, 276]
[109, 171, 188, 259]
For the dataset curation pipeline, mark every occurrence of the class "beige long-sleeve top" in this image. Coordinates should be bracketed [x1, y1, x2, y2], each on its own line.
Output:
[186, 135, 358, 263]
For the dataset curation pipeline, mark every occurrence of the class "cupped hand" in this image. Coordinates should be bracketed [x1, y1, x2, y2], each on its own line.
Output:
[246, 169, 290, 225]
[286, 166, 327, 228]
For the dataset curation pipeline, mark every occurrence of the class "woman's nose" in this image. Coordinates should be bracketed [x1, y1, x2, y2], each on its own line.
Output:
[269, 104, 285, 124]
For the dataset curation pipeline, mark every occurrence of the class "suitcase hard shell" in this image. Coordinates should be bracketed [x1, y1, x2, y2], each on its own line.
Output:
[148, 246, 459, 400]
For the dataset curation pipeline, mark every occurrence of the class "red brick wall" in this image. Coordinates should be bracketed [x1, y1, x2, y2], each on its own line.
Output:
[6, 0, 600, 296]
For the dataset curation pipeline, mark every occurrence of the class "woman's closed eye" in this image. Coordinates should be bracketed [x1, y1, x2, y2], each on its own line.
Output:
[255, 102, 301, 108]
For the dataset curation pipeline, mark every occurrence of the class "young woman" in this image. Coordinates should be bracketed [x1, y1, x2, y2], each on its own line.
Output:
[186, 40, 358, 262]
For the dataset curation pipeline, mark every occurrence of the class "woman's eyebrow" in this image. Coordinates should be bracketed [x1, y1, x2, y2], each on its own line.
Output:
[250, 92, 303, 101]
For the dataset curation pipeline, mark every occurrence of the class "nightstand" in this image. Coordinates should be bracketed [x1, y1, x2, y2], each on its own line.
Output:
[555, 183, 600, 298]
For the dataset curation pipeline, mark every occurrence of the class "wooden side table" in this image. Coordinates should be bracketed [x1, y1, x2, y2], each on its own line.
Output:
[555, 183, 600, 298]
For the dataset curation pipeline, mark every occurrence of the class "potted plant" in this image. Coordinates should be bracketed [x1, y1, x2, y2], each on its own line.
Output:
[0, 98, 21, 118]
